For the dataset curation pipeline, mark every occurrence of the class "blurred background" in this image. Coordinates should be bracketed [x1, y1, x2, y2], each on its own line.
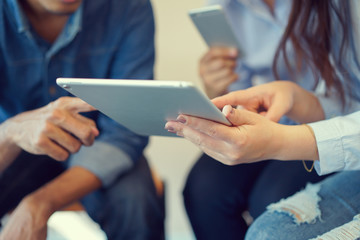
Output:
[145, 0, 207, 239]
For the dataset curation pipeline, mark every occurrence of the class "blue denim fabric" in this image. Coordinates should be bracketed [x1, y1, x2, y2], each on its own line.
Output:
[0, 153, 165, 240]
[183, 154, 329, 240]
[82, 156, 165, 240]
[0, 0, 155, 186]
[245, 171, 360, 240]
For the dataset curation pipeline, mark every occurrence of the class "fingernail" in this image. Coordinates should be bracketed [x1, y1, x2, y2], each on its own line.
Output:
[166, 127, 176, 133]
[176, 116, 187, 124]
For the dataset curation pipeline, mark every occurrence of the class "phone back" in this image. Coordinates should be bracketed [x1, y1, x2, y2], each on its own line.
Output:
[189, 5, 242, 53]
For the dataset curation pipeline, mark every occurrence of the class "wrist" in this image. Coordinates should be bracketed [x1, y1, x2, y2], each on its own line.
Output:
[0, 119, 17, 146]
[273, 124, 318, 161]
[25, 191, 57, 219]
[290, 85, 325, 123]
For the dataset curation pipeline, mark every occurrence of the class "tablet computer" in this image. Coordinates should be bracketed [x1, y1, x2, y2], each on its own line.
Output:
[189, 5, 243, 55]
[56, 78, 231, 137]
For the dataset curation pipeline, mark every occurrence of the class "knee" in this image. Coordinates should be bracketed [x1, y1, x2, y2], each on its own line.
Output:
[245, 212, 291, 240]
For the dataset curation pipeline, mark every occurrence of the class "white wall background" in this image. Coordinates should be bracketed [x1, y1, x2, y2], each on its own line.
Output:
[145, 0, 207, 239]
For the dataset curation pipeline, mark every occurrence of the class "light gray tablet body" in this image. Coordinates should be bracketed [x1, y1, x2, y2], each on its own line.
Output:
[189, 5, 243, 55]
[56, 78, 230, 137]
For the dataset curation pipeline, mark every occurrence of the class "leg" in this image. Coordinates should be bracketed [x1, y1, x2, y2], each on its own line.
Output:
[0, 151, 64, 219]
[249, 160, 330, 218]
[183, 153, 269, 240]
[81, 156, 165, 240]
[246, 171, 360, 240]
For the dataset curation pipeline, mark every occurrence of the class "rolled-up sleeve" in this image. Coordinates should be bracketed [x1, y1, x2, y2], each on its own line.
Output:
[309, 111, 360, 175]
[69, 114, 149, 186]
[69, 141, 132, 186]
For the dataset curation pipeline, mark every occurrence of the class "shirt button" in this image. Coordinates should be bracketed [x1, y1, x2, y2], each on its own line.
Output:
[49, 86, 57, 96]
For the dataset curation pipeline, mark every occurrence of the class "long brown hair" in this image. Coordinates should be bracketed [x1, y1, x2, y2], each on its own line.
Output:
[273, 0, 349, 104]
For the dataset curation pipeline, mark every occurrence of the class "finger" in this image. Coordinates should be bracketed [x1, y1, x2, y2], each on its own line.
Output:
[165, 120, 229, 151]
[222, 106, 260, 126]
[207, 67, 234, 84]
[202, 47, 238, 63]
[165, 119, 241, 166]
[171, 114, 240, 143]
[49, 110, 97, 146]
[36, 136, 69, 161]
[73, 113, 100, 136]
[45, 122, 82, 153]
[212, 90, 250, 108]
[264, 95, 292, 122]
[205, 73, 238, 96]
[205, 59, 237, 73]
[181, 126, 234, 164]
[52, 97, 97, 113]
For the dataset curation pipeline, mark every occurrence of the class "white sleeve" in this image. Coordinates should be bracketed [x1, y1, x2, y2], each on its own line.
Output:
[308, 111, 360, 175]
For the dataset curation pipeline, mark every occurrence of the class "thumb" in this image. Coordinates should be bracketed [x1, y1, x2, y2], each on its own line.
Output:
[64, 97, 97, 113]
[222, 105, 258, 126]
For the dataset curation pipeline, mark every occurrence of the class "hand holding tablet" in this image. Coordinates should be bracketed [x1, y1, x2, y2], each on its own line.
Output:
[57, 78, 231, 137]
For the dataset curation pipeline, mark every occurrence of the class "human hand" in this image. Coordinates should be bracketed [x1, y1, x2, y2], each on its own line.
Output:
[4, 97, 99, 161]
[199, 47, 238, 99]
[165, 105, 318, 165]
[212, 81, 324, 123]
[165, 106, 281, 165]
[0, 196, 49, 240]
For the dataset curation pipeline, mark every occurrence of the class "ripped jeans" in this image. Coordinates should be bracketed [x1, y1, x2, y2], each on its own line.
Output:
[246, 171, 360, 240]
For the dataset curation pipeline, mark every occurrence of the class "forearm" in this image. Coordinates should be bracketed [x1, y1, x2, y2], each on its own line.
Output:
[27, 166, 101, 218]
[0, 120, 22, 172]
[288, 84, 325, 123]
[274, 124, 319, 161]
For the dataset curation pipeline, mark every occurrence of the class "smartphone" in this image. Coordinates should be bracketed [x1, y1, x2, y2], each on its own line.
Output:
[189, 5, 243, 55]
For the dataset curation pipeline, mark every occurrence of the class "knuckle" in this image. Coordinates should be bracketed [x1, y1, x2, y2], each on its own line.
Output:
[81, 129, 93, 143]
[227, 151, 243, 165]
[49, 109, 66, 123]
[193, 135, 204, 148]
[88, 119, 96, 128]
[35, 136, 47, 149]
[207, 126, 218, 138]
[56, 96, 70, 106]
[42, 122, 53, 135]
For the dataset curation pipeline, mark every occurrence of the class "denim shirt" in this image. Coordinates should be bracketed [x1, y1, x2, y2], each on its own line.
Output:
[0, 0, 155, 186]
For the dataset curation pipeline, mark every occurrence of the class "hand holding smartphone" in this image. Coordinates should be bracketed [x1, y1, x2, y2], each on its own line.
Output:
[189, 5, 243, 56]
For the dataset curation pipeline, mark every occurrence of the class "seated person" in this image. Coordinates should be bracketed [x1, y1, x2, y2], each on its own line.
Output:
[182, 0, 329, 238]
[0, 0, 164, 239]
[166, 0, 360, 239]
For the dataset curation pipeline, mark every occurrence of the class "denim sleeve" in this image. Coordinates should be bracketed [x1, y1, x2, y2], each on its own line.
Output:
[309, 111, 360, 175]
[69, 1, 154, 187]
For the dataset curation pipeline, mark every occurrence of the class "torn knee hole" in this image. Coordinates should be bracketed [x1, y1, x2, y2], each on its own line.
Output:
[267, 183, 322, 225]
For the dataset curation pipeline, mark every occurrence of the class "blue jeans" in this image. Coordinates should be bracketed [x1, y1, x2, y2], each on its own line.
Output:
[0, 152, 165, 240]
[246, 171, 360, 240]
[183, 154, 329, 240]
